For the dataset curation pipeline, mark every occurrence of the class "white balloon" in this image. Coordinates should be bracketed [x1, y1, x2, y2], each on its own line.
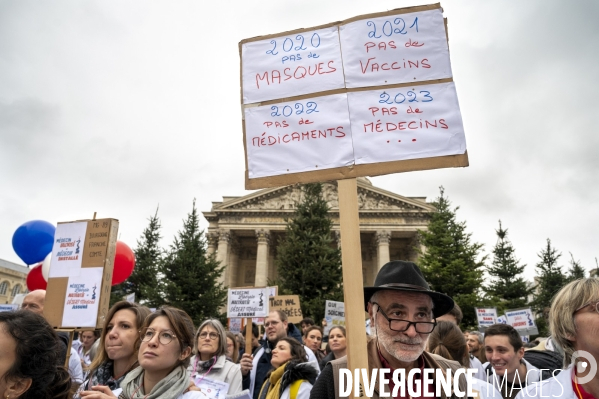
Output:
[41, 253, 52, 281]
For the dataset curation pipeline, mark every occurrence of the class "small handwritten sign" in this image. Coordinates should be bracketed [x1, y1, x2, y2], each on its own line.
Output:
[505, 308, 538, 336]
[339, 9, 452, 88]
[227, 288, 269, 318]
[324, 300, 345, 335]
[269, 295, 302, 323]
[242, 26, 346, 104]
[245, 93, 353, 178]
[475, 307, 497, 330]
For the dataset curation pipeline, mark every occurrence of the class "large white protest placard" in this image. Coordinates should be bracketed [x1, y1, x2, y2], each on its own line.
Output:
[61, 267, 103, 327]
[324, 300, 345, 336]
[348, 81, 466, 165]
[241, 4, 468, 190]
[475, 307, 497, 331]
[227, 288, 269, 318]
[242, 26, 346, 104]
[244, 93, 354, 178]
[49, 222, 87, 278]
[339, 9, 452, 88]
[505, 308, 538, 336]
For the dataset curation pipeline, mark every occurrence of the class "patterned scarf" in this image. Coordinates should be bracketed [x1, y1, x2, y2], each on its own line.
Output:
[74, 361, 137, 399]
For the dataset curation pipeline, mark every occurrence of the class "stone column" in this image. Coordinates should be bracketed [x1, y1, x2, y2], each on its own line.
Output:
[333, 230, 342, 249]
[206, 232, 218, 257]
[216, 230, 231, 286]
[228, 236, 240, 287]
[254, 229, 271, 287]
[375, 230, 392, 271]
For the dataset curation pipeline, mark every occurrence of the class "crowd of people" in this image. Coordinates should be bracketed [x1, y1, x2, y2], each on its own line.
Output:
[2, 260, 598, 399]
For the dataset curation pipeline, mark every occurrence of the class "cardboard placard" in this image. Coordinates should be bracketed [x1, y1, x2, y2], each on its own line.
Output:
[240, 3, 469, 190]
[269, 295, 303, 324]
[45, 218, 118, 329]
[227, 287, 269, 318]
[475, 307, 497, 331]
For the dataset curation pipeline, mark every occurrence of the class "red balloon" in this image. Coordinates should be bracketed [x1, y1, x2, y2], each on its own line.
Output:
[112, 241, 135, 286]
[26, 263, 47, 291]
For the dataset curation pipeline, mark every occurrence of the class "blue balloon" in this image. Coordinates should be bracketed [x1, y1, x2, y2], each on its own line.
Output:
[12, 220, 56, 265]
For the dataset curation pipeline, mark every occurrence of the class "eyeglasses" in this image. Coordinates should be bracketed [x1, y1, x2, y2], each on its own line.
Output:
[373, 302, 436, 334]
[574, 301, 599, 314]
[199, 331, 219, 340]
[140, 328, 177, 345]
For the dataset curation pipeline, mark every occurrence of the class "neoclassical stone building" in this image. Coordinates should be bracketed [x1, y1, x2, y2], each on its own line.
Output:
[202, 178, 435, 289]
[0, 258, 28, 304]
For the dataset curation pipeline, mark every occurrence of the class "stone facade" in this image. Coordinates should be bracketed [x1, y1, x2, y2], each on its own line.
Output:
[202, 178, 434, 288]
[0, 258, 28, 304]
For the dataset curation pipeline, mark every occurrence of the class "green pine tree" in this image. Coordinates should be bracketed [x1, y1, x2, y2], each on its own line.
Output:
[567, 252, 586, 282]
[531, 239, 567, 335]
[161, 199, 227, 326]
[484, 221, 530, 312]
[418, 187, 486, 328]
[275, 183, 343, 323]
[127, 207, 163, 307]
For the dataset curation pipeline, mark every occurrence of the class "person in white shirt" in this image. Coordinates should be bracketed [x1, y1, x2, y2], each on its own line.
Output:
[517, 278, 599, 399]
[483, 324, 541, 399]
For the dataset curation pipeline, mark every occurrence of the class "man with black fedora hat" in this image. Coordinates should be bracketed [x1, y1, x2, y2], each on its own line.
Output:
[310, 260, 469, 399]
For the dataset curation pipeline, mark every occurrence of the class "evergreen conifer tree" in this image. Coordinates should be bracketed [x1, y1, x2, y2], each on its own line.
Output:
[276, 183, 343, 323]
[127, 207, 163, 307]
[161, 199, 227, 326]
[484, 221, 530, 312]
[531, 239, 566, 335]
[532, 239, 566, 311]
[418, 187, 486, 328]
[567, 252, 586, 282]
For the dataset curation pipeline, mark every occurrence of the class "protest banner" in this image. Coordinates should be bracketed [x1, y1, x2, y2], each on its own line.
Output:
[475, 307, 498, 331]
[239, 4, 467, 396]
[497, 315, 507, 324]
[240, 3, 467, 190]
[0, 304, 17, 312]
[227, 287, 269, 318]
[269, 295, 302, 323]
[228, 287, 269, 354]
[45, 218, 118, 329]
[324, 300, 346, 335]
[505, 307, 538, 336]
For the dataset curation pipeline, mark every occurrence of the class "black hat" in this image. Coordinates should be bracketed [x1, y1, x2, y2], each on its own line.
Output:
[363, 260, 454, 318]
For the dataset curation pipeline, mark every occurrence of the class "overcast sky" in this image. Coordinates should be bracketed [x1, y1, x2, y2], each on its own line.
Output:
[1, 0, 597, 281]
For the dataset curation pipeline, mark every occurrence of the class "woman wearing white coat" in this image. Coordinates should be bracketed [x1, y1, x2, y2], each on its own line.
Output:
[257, 338, 318, 399]
[516, 278, 599, 399]
[188, 319, 243, 395]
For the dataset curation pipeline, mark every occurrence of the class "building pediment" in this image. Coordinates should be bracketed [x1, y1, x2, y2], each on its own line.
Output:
[208, 179, 434, 214]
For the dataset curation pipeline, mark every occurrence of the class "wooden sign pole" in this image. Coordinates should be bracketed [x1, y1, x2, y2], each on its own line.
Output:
[245, 318, 253, 354]
[337, 178, 369, 398]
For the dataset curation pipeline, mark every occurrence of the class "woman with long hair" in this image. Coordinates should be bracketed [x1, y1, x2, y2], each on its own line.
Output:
[187, 319, 242, 395]
[257, 337, 318, 399]
[119, 306, 202, 399]
[303, 326, 325, 365]
[77, 301, 151, 398]
[0, 310, 71, 399]
[225, 331, 240, 363]
[318, 326, 346, 370]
